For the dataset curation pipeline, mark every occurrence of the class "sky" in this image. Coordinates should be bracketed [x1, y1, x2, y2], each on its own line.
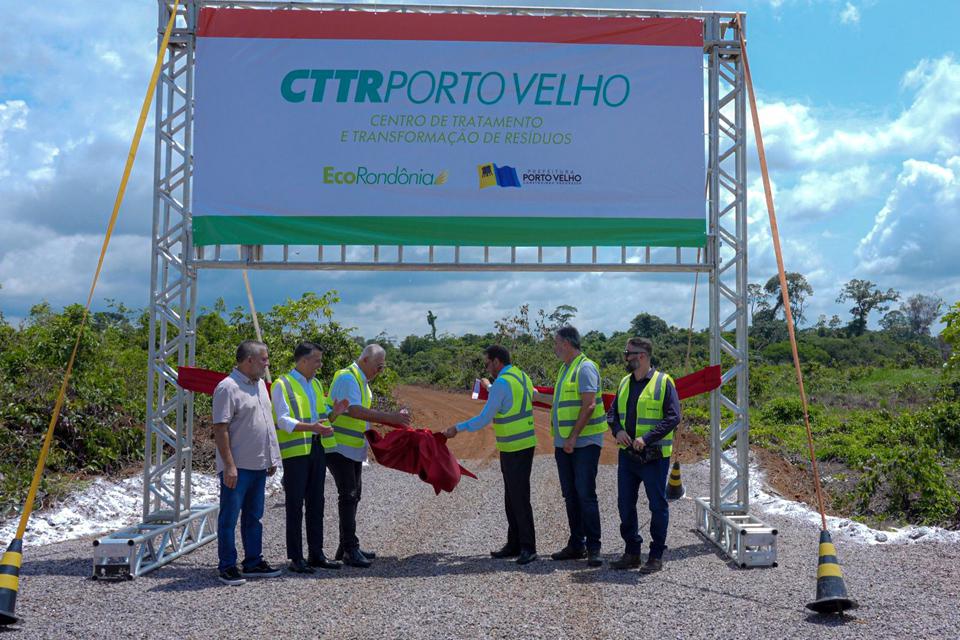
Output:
[1, 0, 958, 342]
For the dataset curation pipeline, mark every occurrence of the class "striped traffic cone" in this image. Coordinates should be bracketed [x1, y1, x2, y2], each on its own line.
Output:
[806, 530, 857, 614]
[666, 461, 685, 500]
[0, 538, 23, 625]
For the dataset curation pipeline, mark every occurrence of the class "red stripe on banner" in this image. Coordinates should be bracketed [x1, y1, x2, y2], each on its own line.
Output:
[197, 8, 703, 46]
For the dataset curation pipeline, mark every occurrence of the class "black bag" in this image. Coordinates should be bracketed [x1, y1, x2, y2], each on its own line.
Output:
[622, 443, 664, 464]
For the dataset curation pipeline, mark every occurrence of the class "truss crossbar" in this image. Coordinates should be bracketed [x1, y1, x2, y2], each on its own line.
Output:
[96, 1, 775, 575]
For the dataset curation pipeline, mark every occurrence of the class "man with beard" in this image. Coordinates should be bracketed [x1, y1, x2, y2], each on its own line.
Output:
[607, 337, 681, 574]
[444, 345, 538, 565]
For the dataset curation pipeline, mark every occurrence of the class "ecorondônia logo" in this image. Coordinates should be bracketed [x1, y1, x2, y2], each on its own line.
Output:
[323, 165, 448, 186]
[478, 163, 521, 189]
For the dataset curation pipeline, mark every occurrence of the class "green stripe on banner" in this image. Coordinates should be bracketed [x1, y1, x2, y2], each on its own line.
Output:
[192, 216, 706, 248]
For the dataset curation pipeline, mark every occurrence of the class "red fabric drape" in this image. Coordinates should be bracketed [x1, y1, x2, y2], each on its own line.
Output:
[365, 428, 477, 494]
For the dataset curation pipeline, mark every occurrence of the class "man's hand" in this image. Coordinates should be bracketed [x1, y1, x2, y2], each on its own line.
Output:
[480, 378, 492, 390]
[316, 424, 334, 437]
[390, 411, 412, 427]
[443, 426, 458, 439]
[615, 431, 633, 448]
[632, 437, 646, 451]
[267, 465, 277, 476]
[562, 436, 576, 454]
[223, 464, 238, 489]
[329, 398, 350, 422]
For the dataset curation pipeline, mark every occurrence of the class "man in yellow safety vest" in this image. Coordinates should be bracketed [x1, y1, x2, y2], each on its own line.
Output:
[325, 343, 411, 568]
[534, 326, 607, 568]
[607, 337, 681, 574]
[444, 345, 538, 565]
[271, 342, 349, 573]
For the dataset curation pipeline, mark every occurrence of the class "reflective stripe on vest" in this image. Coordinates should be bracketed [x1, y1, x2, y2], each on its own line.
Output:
[552, 354, 607, 440]
[325, 363, 371, 454]
[492, 367, 537, 452]
[274, 374, 335, 459]
[615, 370, 675, 457]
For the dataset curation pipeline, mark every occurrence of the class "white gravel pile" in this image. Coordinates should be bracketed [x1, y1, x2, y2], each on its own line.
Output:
[6, 457, 960, 639]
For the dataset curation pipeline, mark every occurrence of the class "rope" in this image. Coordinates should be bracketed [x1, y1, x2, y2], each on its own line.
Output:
[12, 1, 182, 540]
[736, 14, 828, 530]
[242, 269, 271, 383]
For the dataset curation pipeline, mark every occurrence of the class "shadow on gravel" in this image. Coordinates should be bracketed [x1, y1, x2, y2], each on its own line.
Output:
[142, 565, 227, 593]
[19, 557, 90, 578]
[309, 553, 560, 580]
[804, 612, 860, 627]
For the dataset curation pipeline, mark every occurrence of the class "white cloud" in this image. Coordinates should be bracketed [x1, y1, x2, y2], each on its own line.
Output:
[857, 157, 960, 287]
[755, 56, 960, 168]
[780, 165, 879, 217]
[839, 2, 860, 25]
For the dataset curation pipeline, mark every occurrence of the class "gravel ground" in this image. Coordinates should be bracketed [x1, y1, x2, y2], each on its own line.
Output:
[5, 456, 960, 639]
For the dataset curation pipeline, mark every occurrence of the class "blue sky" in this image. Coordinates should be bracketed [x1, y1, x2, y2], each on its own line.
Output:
[1, 0, 958, 341]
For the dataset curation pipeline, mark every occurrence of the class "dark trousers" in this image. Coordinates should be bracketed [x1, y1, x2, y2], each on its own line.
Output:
[500, 447, 536, 554]
[217, 468, 266, 572]
[554, 445, 602, 553]
[617, 451, 671, 559]
[326, 452, 363, 552]
[280, 439, 327, 562]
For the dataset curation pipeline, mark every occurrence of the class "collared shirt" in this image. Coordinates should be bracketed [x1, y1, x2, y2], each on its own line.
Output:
[552, 356, 604, 449]
[456, 365, 515, 432]
[212, 368, 282, 473]
[327, 362, 369, 463]
[607, 367, 681, 446]
[271, 369, 319, 434]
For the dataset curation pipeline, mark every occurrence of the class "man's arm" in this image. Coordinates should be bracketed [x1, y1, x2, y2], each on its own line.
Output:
[445, 382, 510, 437]
[213, 423, 238, 488]
[638, 379, 681, 447]
[532, 389, 553, 406]
[330, 374, 411, 427]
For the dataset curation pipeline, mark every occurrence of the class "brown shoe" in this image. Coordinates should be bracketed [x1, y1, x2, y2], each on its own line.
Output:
[610, 553, 642, 570]
[638, 557, 663, 574]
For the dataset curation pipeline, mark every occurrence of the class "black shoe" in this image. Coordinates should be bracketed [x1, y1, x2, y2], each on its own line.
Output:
[610, 553, 642, 570]
[342, 548, 372, 568]
[335, 547, 377, 561]
[638, 557, 663, 574]
[516, 550, 538, 566]
[490, 545, 521, 559]
[288, 559, 315, 574]
[307, 554, 341, 570]
[551, 546, 587, 561]
[218, 566, 246, 586]
[587, 550, 603, 567]
[239, 560, 283, 578]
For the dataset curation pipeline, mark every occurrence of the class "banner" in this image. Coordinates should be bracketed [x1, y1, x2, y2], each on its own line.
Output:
[192, 9, 706, 247]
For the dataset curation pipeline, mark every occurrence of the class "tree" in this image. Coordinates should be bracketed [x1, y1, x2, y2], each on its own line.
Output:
[763, 272, 814, 328]
[747, 283, 769, 323]
[628, 312, 669, 338]
[534, 304, 578, 339]
[901, 293, 943, 336]
[941, 301, 960, 373]
[836, 279, 900, 336]
[880, 310, 911, 337]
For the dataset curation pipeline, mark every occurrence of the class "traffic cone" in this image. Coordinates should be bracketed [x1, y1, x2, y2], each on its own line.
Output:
[806, 530, 857, 614]
[666, 461, 685, 500]
[0, 538, 23, 625]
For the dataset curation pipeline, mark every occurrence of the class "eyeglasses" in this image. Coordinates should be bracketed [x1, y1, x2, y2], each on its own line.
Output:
[623, 350, 648, 357]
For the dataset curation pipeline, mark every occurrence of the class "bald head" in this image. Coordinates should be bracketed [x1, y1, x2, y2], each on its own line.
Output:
[358, 343, 387, 380]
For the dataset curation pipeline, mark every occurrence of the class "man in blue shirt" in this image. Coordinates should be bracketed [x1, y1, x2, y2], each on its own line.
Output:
[445, 345, 538, 565]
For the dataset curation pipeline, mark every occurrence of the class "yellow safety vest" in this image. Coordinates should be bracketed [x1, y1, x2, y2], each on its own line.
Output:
[615, 369, 675, 457]
[273, 373, 335, 459]
[325, 363, 371, 453]
[492, 366, 537, 453]
[552, 353, 607, 440]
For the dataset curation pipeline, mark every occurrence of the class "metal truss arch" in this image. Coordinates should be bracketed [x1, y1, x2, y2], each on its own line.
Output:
[93, 1, 774, 577]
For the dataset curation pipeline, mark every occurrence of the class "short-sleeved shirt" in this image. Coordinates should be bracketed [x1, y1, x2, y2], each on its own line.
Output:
[212, 368, 282, 473]
[552, 357, 604, 449]
[327, 363, 369, 463]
